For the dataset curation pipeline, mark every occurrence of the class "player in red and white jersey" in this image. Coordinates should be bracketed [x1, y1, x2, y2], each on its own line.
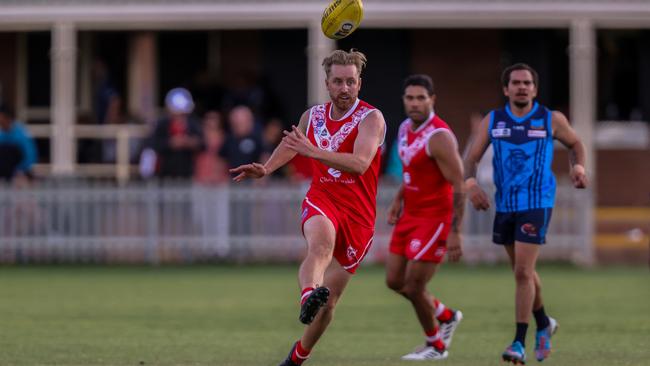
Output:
[385, 75, 466, 361]
[230, 49, 386, 366]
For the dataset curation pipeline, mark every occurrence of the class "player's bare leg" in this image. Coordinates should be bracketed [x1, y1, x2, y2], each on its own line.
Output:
[301, 262, 351, 348]
[385, 253, 408, 294]
[402, 260, 439, 334]
[514, 242, 539, 326]
[505, 245, 544, 310]
[300, 216, 336, 289]
[506, 243, 558, 362]
[386, 257, 449, 360]
[386, 254, 437, 329]
[297, 216, 336, 324]
[502, 242, 540, 364]
[279, 262, 352, 366]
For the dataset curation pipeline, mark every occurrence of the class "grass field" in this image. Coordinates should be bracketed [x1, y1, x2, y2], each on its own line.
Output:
[0, 264, 648, 366]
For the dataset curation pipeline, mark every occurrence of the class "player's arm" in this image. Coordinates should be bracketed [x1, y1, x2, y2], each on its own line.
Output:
[283, 110, 385, 175]
[552, 111, 588, 189]
[230, 110, 306, 182]
[387, 184, 404, 225]
[463, 113, 491, 210]
[428, 131, 465, 262]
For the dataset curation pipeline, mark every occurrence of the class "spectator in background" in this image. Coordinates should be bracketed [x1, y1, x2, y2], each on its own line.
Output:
[220, 105, 263, 171]
[93, 59, 122, 126]
[150, 88, 204, 179]
[0, 105, 37, 183]
[194, 110, 229, 185]
[222, 73, 267, 120]
[91, 59, 127, 164]
[260, 118, 287, 179]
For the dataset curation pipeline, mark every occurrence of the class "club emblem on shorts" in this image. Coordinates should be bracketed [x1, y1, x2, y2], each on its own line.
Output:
[346, 246, 358, 260]
[409, 239, 422, 252]
[521, 223, 538, 237]
[434, 247, 446, 258]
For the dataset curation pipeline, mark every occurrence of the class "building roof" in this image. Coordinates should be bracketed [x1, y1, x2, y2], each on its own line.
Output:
[0, 0, 649, 30]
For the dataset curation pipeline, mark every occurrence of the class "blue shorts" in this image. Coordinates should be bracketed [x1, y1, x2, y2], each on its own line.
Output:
[492, 208, 553, 245]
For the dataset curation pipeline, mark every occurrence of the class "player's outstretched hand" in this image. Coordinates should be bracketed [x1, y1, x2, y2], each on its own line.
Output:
[387, 199, 402, 225]
[229, 162, 267, 182]
[283, 126, 315, 158]
[466, 180, 490, 210]
[447, 232, 463, 262]
[570, 164, 588, 189]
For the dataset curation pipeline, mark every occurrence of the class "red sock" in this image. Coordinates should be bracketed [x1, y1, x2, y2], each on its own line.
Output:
[433, 298, 454, 323]
[300, 287, 314, 305]
[424, 326, 446, 351]
[290, 340, 311, 365]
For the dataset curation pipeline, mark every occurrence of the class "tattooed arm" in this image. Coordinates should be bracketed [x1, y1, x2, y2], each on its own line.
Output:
[427, 130, 465, 262]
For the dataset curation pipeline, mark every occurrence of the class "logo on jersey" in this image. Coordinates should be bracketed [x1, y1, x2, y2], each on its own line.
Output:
[521, 223, 538, 237]
[403, 172, 411, 185]
[528, 130, 547, 138]
[346, 246, 358, 261]
[310, 103, 373, 153]
[504, 148, 531, 175]
[492, 128, 511, 138]
[503, 148, 534, 186]
[409, 239, 422, 252]
[530, 118, 545, 130]
[496, 121, 507, 129]
[328, 168, 342, 178]
[513, 125, 525, 131]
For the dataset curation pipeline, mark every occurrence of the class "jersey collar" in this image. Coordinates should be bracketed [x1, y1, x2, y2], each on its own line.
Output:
[506, 101, 538, 123]
[329, 98, 360, 121]
[410, 111, 435, 133]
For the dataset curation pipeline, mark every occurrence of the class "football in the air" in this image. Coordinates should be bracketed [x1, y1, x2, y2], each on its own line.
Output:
[321, 0, 364, 40]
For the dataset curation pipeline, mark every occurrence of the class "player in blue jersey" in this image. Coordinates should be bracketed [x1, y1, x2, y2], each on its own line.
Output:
[463, 63, 587, 364]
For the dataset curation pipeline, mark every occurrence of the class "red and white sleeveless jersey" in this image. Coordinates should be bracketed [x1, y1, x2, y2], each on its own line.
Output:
[305, 99, 382, 227]
[398, 112, 454, 219]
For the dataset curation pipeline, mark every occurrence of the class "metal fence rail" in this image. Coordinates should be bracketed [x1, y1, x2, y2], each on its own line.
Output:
[0, 179, 594, 265]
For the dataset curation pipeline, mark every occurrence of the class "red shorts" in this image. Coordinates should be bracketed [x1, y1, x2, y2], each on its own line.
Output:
[389, 214, 450, 263]
[301, 196, 374, 274]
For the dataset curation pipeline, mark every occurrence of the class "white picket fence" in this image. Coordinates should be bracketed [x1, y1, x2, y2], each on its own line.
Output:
[0, 179, 594, 265]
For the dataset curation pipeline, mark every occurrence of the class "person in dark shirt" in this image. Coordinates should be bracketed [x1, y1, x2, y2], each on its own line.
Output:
[220, 105, 263, 172]
[150, 88, 204, 179]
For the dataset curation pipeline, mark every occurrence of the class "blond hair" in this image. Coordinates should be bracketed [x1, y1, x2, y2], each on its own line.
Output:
[322, 49, 367, 78]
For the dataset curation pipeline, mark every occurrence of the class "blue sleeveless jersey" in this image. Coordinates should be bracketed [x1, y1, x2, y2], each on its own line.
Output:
[489, 102, 556, 212]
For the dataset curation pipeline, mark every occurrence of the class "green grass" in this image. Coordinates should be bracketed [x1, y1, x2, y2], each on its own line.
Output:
[0, 264, 648, 366]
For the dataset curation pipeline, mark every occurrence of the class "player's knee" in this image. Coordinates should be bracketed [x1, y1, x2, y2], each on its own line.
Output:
[514, 266, 534, 283]
[386, 276, 404, 292]
[401, 282, 426, 300]
[307, 240, 334, 259]
[322, 295, 340, 315]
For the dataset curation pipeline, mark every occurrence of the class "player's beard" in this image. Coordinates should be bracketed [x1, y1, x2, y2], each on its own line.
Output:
[332, 93, 355, 112]
[408, 110, 428, 125]
[513, 100, 530, 109]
